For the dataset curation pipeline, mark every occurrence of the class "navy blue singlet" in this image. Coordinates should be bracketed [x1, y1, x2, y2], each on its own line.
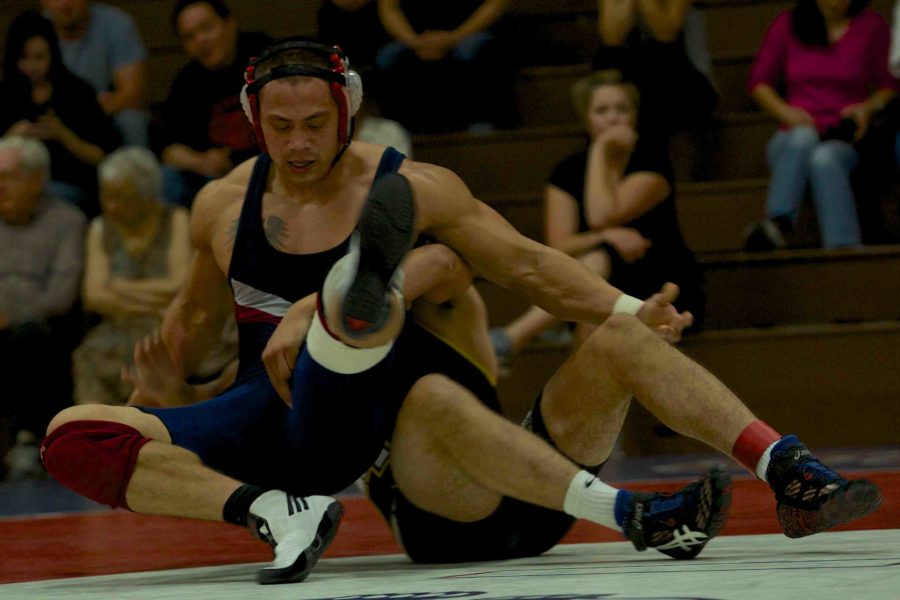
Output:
[142, 148, 412, 496]
[228, 149, 407, 379]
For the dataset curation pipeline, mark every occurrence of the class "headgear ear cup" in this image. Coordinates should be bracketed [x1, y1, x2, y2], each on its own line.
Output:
[346, 70, 363, 116]
[242, 64, 268, 153]
[240, 84, 253, 124]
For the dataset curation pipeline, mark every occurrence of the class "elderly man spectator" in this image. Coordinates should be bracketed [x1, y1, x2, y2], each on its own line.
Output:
[42, 0, 149, 148]
[0, 136, 86, 480]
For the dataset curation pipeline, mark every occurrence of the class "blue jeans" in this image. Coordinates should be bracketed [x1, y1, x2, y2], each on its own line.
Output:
[765, 126, 861, 248]
[375, 31, 494, 71]
[112, 109, 150, 148]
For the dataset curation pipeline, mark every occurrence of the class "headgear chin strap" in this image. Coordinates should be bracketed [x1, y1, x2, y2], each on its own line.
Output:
[240, 40, 363, 159]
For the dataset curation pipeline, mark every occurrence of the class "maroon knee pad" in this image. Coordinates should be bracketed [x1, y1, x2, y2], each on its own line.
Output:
[41, 420, 151, 510]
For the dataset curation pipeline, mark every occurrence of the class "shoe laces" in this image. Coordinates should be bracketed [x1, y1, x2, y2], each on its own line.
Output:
[795, 455, 843, 488]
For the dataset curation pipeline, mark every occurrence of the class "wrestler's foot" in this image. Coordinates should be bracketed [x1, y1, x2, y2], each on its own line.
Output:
[341, 172, 416, 337]
[250, 491, 343, 584]
[622, 464, 732, 559]
[766, 435, 882, 538]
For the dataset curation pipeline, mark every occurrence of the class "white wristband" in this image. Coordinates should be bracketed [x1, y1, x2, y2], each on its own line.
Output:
[612, 294, 643, 315]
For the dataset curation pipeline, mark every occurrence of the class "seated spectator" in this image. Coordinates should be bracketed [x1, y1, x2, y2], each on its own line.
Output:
[317, 0, 389, 73]
[42, 0, 150, 148]
[0, 136, 86, 480]
[743, 0, 896, 251]
[158, 0, 271, 207]
[593, 0, 718, 147]
[0, 11, 119, 217]
[490, 70, 704, 368]
[72, 148, 190, 406]
[374, 0, 515, 133]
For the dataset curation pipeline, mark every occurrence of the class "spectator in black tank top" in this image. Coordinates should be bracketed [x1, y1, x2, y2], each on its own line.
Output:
[490, 70, 705, 368]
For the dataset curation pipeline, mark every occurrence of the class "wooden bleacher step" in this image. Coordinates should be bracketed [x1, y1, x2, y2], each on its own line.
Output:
[514, 57, 757, 128]
[413, 114, 773, 195]
[701, 246, 900, 328]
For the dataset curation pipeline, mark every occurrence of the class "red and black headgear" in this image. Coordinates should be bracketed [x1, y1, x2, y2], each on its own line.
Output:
[240, 39, 363, 156]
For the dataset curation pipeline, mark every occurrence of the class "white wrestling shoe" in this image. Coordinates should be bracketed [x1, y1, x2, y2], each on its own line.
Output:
[249, 491, 343, 584]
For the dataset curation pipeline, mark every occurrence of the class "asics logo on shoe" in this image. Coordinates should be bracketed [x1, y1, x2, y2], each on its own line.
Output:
[794, 448, 810, 460]
[286, 495, 310, 516]
[655, 525, 709, 553]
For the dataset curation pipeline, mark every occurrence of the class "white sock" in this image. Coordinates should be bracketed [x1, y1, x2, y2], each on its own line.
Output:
[305, 311, 392, 374]
[562, 470, 620, 530]
[755, 439, 781, 482]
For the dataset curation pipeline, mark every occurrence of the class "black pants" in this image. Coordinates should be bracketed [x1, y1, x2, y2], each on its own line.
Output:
[0, 315, 80, 443]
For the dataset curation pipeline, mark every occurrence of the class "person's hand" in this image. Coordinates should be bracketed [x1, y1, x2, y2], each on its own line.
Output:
[779, 106, 815, 128]
[635, 282, 693, 343]
[97, 91, 116, 115]
[839, 103, 872, 141]
[30, 112, 65, 141]
[198, 148, 233, 178]
[597, 125, 638, 162]
[262, 303, 316, 407]
[601, 227, 651, 263]
[122, 329, 195, 407]
[413, 30, 456, 60]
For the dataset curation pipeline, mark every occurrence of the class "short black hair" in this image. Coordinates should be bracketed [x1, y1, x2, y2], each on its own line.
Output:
[171, 0, 231, 32]
[792, 0, 870, 46]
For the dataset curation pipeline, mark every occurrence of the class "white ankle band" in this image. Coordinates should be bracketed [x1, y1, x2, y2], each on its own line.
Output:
[306, 311, 392, 374]
[613, 294, 644, 316]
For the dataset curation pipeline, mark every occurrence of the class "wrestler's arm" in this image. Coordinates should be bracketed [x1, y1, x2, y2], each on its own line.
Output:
[400, 242, 472, 306]
[158, 181, 234, 378]
[125, 181, 237, 406]
[404, 162, 691, 332]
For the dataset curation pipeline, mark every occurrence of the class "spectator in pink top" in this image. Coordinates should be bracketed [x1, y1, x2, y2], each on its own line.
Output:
[743, 0, 896, 251]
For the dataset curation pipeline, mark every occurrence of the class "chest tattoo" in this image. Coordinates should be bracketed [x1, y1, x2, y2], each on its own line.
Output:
[264, 215, 289, 250]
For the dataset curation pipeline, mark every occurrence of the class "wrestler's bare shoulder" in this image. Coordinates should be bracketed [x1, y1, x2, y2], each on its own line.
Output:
[192, 162, 254, 216]
[396, 158, 478, 226]
[187, 160, 256, 243]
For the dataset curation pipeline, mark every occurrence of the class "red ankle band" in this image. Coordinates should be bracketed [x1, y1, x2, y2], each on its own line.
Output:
[732, 420, 781, 474]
